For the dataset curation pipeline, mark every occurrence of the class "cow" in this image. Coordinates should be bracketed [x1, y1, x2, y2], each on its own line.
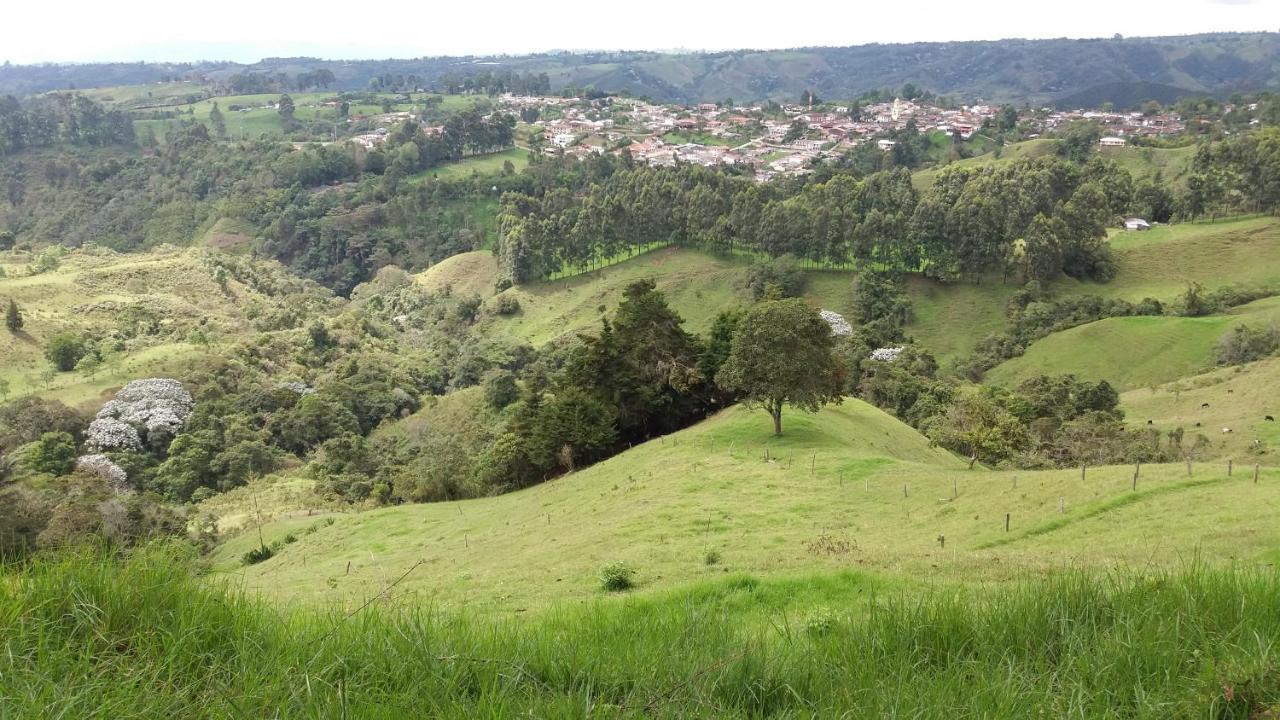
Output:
[1201, 402, 1211, 408]
[1223, 427, 1233, 434]
[1267, 415, 1276, 422]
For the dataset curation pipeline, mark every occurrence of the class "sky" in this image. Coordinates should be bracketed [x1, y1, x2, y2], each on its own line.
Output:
[2, 0, 1278, 64]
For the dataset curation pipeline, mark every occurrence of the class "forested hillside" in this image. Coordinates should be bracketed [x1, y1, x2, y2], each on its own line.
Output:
[2, 32, 1278, 104]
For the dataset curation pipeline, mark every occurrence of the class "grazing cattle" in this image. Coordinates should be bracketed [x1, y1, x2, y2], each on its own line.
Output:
[1222, 427, 1233, 434]
[1201, 403, 1211, 408]
[1195, 422, 1202, 427]
[1146, 420, 1153, 425]
[1267, 415, 1276, 422]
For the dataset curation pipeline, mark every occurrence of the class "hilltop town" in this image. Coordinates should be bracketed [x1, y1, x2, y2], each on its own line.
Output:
[346, 91, 1203, 181]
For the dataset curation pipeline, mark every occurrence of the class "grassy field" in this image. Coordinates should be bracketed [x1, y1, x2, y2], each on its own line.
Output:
[1122, 353, 1280, 463]
[417, 246, 857, 346]
[409, 147, 529, 182]
[76, 81, 211, 109]
[208, 399, 1280, 613]
[914, 216, 1280, 365]
[985, 295, 1280, 391]
[0, 248, 219, 407]
[10, 546, 1280, 716]
[1063, 216, 1280, 302]
[131, 91, 486, 142]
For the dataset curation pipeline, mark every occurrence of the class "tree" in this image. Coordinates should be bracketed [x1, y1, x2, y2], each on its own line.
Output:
[5, 298, 21, 332]
[716, 298, 846, 435]
[26, 431, 77, 476]
[277, 94, 296, 128]
[1056, 121, 1102, 163]
[75, 352, 101, 379]
[208, 102, 226, 138]
[44, 333, 86, 372]
[924, 390, 1030, 467]
[483, 370, 519, 410]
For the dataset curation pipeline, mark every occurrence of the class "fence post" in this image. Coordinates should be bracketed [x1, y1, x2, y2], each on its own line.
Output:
[1228, 459, 1233, 477]
[1005, 513, 1010, 532]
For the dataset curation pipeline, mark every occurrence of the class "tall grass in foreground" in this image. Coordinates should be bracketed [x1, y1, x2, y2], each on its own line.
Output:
[3, 545, 1279, 718]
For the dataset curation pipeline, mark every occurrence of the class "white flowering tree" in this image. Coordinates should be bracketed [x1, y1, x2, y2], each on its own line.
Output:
[819, 309, 853, 337]
[87, 378, 194, 452]
[870, 347, 905, 362]
[75, 454, 130, 494]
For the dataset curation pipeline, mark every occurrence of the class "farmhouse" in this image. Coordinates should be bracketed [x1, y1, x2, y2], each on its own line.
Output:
[1099, 136, 1127, 147]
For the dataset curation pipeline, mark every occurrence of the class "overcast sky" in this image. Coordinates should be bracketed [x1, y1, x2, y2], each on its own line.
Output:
[2, 0, 1277, 64]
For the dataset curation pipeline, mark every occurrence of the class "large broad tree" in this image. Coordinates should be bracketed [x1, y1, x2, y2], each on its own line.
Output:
[716, 298, 846, 435]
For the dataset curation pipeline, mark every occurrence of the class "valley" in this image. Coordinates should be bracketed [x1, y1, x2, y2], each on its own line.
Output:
[3, 44, 1280, 715]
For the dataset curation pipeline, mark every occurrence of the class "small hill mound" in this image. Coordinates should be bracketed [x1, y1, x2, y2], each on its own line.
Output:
[209, 395, 1280, 612]
[414, 251, 499, 298]
[209, 400, 963, 609]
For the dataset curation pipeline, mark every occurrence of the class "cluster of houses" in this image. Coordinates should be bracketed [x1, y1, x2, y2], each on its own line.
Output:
[321, 90, 1208, 179]
[496, 93, 1008, 180]
[1031, 108, 1187, 141]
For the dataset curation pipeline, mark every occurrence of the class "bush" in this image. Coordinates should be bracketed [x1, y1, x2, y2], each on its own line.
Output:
[746, 255, 806, 300]
[491, 293, 521, 315]
[25, 431, 78, 476]
[1217, 324, 1280, 366]
[45, 333, 88, 372]
[599, 561, 635, 592]
[483, 370, 520, 410]
[242, 544, 275, 565]
[704, 549, 721, 566]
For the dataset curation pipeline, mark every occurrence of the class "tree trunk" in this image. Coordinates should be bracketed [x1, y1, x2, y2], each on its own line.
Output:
[770, 401, 783, 436]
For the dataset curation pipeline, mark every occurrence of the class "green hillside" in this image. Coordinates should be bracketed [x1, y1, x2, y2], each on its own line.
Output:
[912, 140, 1196, 190]
[418, 247, 857, 346]
[0, 245, 337, 408]
[209, 399, 1280, 612]
[8, 32, 1278, 104]
[412, 216, 1280, 365]
[1122, 354, 1280, 462]
[985, 296, 1280, 391]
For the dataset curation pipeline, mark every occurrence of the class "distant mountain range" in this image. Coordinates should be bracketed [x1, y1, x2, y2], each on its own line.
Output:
[2, 32, 1277, 107]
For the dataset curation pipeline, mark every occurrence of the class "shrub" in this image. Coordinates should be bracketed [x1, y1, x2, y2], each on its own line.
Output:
[704, 550, 721, 566]
[242, 544, 275, 565]
[491, 293, 521, 315]
[483, 370, 519, 410]
[1217, 324, 1280, 366]
[804, 609, 836, 637]
[45, 333, 88, 372]
[746, 254, 806, 300]
[599, 561, 635, 592]
[25, 431, 78, 476]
